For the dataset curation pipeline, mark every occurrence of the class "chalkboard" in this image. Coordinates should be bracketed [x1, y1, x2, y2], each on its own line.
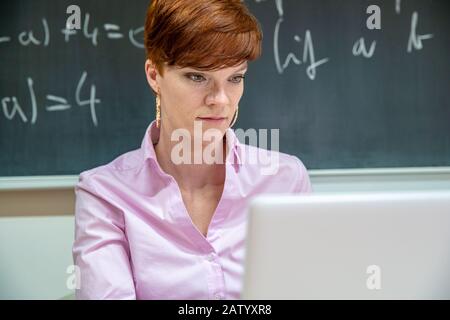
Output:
[1, 0, 449, 176]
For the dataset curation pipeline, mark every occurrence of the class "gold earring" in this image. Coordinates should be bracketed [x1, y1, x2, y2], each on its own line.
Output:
[155, 93, 161, 128]
[230, 106, 239, 127]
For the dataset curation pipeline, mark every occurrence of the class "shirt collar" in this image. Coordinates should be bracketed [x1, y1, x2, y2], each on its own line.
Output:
[141, 120, 243, 170]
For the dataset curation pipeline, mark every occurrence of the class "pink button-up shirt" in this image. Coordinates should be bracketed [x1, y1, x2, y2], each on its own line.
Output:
[73, 120, 312, 300]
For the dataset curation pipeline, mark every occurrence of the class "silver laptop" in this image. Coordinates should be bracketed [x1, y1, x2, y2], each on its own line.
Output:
[241, 191, 450, 300]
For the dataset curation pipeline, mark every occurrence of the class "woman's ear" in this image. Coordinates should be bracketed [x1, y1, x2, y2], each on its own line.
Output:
[145, 59, 159, 94]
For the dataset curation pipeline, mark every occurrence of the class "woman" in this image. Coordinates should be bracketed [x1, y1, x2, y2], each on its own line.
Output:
[73, 0, 312, 300]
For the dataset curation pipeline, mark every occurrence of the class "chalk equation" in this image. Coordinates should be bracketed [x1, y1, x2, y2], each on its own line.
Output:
[0, 0, 437, 128]
[248, 0, 434, 75]
[273, 8, 329, 80]
[0, 14, 144, 48]
[0, 1, 435, 77]
[1, 72, 100, 127]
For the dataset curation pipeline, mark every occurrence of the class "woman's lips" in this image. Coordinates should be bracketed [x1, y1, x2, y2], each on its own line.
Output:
[196, 117, 227, 123]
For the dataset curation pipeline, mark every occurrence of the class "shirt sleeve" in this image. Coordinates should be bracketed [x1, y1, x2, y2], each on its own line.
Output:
[72, 172, 136, 299]
[290, 155, 313, 193]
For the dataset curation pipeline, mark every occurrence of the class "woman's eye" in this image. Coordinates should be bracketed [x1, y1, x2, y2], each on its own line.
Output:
[230, 76, 245, 84]
[187, 74, 206, 82]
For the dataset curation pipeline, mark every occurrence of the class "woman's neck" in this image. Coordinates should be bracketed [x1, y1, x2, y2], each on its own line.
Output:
[154, 126, 227, 192]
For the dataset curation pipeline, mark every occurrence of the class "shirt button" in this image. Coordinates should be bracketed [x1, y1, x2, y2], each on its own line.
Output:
[207, 253, 216, 262]
[214, 294, 223, 300]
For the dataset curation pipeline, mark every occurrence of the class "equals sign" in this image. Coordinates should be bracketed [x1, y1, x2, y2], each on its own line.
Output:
[104, 24, 124, 39]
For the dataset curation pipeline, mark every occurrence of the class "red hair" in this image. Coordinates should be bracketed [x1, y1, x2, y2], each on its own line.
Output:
[144, 0, 263, 76]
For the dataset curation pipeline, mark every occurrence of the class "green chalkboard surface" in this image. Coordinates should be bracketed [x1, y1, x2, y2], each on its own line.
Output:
[1, 0, 449, 176]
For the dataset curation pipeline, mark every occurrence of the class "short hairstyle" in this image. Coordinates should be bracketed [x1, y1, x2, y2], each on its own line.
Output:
[144, 0, 263, 76]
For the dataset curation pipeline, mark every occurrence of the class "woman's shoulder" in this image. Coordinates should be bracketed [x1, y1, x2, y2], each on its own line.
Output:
[76, 147, 144, 192]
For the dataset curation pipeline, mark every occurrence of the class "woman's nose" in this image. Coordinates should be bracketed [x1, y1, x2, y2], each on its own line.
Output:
[205, 83, 230, 107]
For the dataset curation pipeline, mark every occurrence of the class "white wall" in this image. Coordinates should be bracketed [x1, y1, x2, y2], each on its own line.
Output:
[1, 167, 450, 299]
[0, 216, 74, 299]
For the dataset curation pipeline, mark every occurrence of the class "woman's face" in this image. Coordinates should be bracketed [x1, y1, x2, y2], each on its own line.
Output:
[145, 60, 248, 138]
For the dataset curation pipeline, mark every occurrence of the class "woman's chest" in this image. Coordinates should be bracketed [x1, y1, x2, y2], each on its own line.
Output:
[126, 215, 247, 300]
[180, 187, 224, 237]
